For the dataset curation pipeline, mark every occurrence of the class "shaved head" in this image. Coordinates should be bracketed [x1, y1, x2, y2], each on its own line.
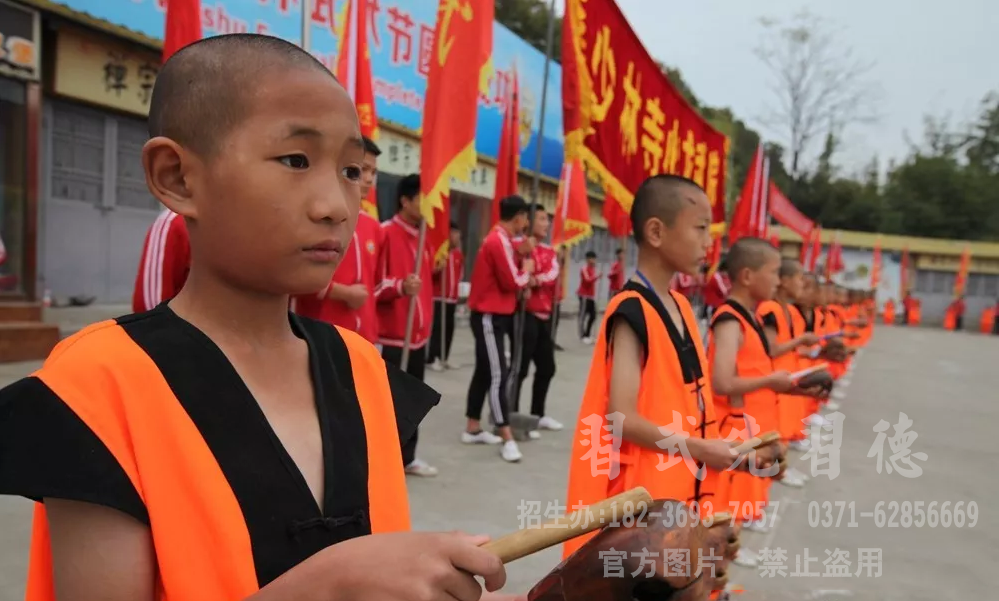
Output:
[631, 174, 705, 243]
[148, 34, 338, 158]
[725, 237, 780, 280]
[780, 258, 803, 279]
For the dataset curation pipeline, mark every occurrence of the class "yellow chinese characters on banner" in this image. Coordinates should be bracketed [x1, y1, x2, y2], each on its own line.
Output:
[562, 0, 728, 224]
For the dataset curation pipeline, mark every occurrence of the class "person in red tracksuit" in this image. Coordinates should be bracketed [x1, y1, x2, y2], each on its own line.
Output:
[608, 247, 625, 299]
[375, 173, 436, 477]
[428, 222, 464, 371]
[463, 195, 534, 463]
[132, 208, 191, 313]
[514, 205, 563, 438]
[577, 251, 600, 343]
[290, 137, 384, 343]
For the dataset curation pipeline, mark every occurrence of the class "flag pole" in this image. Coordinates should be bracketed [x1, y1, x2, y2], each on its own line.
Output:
[507, 0, 556, 416]
[440, 248, 448, 365]
[401, 219, 428, 371]
[301, 0, 311, 51]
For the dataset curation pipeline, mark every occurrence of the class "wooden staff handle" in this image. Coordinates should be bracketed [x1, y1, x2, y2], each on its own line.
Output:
[482, 487, 653, 564]
[703, 511, 732, 528]
[732, 430, 781, 454]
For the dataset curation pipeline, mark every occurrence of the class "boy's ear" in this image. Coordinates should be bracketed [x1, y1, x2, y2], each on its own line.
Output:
[142, 137, 199, 220]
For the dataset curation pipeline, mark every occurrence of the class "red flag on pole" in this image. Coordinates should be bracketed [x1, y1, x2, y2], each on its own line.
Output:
[808, 226, 822, 272]
[551, 158, 593, 249]
[953, 246, 971, 297]
[602, 190, 632, 238]
[729, 144, 770, 242]
[768, 181, 814, 240]
[900, 246, 910, 296]
[162, 0, 203, 62]
[419, 0, 494, 264]
[336, 0, 380, 219]
[491, 67, 521, 227]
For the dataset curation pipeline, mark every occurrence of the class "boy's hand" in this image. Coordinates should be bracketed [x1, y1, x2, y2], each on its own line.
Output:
[796, 333, 821, 347]
[689, 438, 739, 472]
[339, 284, 369, 309]
[522, 259, 536, 274]
[518, 238, 536, 255]
[403, 275, 422, 296]
[327, 531, 506, 601]
[767, 370, 796, 393]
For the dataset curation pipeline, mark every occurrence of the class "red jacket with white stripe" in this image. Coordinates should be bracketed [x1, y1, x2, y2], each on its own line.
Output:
[467, 225, 531, 315]
[132, 209, 190, 313]
[577, 264, 599, 299]
[432, 247, 464, 303]
[526, 243, 560, 319]
[375, 215, 434, 349]
[291, 212, 382, 343]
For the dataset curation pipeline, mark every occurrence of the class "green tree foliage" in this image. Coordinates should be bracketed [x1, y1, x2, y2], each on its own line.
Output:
[496, 0, 562, 59]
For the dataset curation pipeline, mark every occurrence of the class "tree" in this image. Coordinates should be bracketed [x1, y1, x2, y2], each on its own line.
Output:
[495, 0, 562, 60]
[754, 10, 881, 180]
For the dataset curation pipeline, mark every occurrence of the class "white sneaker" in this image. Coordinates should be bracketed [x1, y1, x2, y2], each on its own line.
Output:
[538, 416, 564, 431]
[444, 360, 461, 369]
[582, 337, 594, 345]
[787, 466, 811, 482]
[808, 414, 828, 427]
[832, 389, 847, 401]
[824, 400, 841, 411]
[404, 458, 439, 477]
[428, 360, 444, 372]
[501, 440, 523, 462]
[778, 472, 805, 488]
[527, 430, 542, 440]
[733, 548, 759, 568]
[462, 430, 504, 445]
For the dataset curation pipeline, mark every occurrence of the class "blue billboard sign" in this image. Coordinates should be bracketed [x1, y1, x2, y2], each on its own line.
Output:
[51, 0, 565, 180]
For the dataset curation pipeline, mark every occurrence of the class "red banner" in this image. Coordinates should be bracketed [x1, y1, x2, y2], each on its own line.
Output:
[870, 237, 882, 289]
[336, 0, 379, 218]
[954, 246, 971, 297]
[492, 67, 521, 227]
[419, 0, 494, 262]
[163, 0, 202, 62]
[602, 189, 632, 238]
[808, 226, 822, 272]
[562, 0, 728, 224]
[900, 246, 910, 295]
[729, 145, 769, 243]
[552, 158, 593, 248]
[769, 181, 814, 240]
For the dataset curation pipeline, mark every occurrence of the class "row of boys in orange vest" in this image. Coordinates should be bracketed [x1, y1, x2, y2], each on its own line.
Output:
[559, 174, 874, 594]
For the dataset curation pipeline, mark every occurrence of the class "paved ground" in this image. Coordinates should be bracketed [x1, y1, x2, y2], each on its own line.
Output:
[0, 310, 995, 600]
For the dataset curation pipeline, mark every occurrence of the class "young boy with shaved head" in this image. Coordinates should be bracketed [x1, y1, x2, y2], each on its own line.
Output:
[563, 176, 774, 565]
[708, 237, 797, 566]
[0, 34, 520, 601]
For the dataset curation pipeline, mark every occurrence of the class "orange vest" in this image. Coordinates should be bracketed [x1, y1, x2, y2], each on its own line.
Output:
[883, 300, 896, 325]
[757, 300, 804, 442]
[981, 308, 996, 334]
[787, 304, 817, 432]
[25, 321, 410, 601]
[709, 302, 780, 438]
[708, 301, 779, 523]
[563, 289, 720, 559]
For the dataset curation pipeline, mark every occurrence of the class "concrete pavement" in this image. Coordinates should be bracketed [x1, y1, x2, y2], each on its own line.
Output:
[0, 314, 995, 600]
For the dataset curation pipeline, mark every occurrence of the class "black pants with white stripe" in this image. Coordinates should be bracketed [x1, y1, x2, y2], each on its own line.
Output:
[466, 311, 513, 427]
[578, 297, 597, 339]
[426, 301, 456, 364]
[516, 314, 557, 417]
[382, 345, 426, 466]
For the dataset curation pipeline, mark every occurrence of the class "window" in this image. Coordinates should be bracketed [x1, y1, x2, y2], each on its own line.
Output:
[984, 274, 999, 298]
[915, 270, 933, 293]
[0, 77, 28, 294]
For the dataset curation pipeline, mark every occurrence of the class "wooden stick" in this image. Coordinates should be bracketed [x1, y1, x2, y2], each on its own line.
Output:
[732, 430, 781, 454]
[482, 487, 652, 564]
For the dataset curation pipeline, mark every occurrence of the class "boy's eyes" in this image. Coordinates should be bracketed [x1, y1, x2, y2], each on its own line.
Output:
[278, 154, 310, 169]
[342, 165, 362, 181]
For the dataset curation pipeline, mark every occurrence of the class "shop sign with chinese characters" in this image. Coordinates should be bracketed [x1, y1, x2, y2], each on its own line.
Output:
[53, 27, 160, 117]
[0, 0, 41, 82]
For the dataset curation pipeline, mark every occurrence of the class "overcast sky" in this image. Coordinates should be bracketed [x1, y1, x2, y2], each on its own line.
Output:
[552, 0, 997, 177]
